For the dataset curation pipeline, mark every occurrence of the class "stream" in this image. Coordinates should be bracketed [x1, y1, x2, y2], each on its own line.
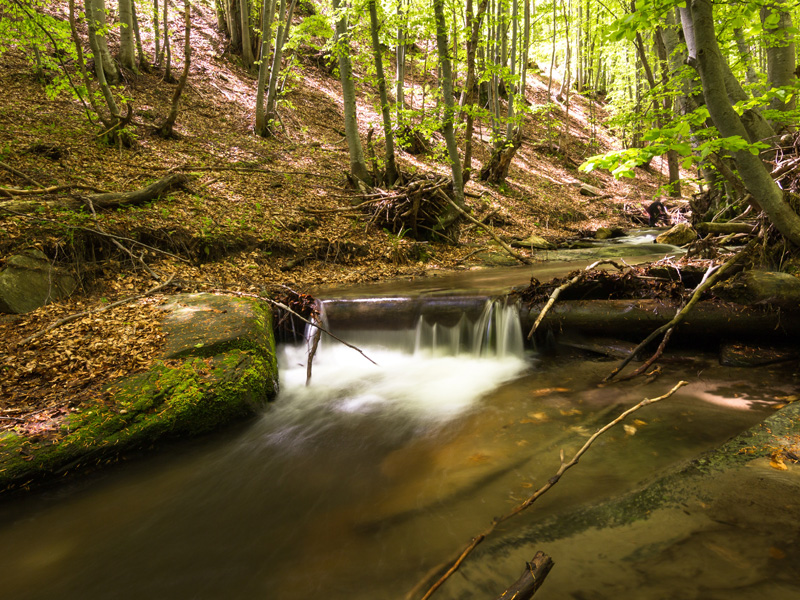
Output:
[0, 250, 798, 599]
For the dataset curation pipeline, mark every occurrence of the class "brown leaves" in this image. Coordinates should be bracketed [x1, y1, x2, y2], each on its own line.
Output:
[0, 297, 167, 437]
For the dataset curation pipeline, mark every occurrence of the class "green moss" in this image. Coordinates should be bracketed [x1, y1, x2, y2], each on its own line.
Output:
[0, 297, 279, 494]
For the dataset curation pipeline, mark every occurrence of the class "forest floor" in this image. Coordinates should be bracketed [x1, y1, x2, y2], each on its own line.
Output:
[0, 2, 680, 438]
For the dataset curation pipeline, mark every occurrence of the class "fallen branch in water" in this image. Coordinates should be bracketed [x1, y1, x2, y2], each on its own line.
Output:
[603, 241, 755, 382]
[495, 551, 554, 600]
[209, 289, 378, 368]
[408, 380, 689, 600]
[526, 259, 630, 340]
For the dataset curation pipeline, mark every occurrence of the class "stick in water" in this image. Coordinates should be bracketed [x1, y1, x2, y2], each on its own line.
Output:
[409, 380, 689, 600]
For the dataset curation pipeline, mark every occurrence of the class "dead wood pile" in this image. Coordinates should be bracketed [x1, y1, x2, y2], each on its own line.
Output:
[359, 173, 456, 240]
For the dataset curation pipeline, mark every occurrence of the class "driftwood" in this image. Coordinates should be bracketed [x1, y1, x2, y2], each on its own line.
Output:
[408, 381, 688, 600]
[495, 552, 554, 600]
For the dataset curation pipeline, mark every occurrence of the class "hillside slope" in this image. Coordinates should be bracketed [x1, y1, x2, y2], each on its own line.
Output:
[0, 2, 675, 432]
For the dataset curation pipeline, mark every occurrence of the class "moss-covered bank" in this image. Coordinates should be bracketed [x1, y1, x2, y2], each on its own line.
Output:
[0, 293, 278, 494]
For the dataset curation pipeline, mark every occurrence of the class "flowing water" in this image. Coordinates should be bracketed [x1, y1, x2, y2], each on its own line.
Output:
[0, 282, 797, 600]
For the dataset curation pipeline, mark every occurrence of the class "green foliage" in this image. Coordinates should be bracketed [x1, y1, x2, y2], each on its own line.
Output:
[0, 0, 81, 100]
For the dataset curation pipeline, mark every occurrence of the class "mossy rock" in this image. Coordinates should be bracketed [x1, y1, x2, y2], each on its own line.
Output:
[0, 293, 278, 493]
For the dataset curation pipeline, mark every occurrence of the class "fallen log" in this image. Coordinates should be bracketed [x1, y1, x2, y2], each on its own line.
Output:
[0, 173, 189, 213]
[495, 552, 554, 600]
[320, 296, 800, 341]
[695, 222, 755, 235]
[521, 299, 800, 340]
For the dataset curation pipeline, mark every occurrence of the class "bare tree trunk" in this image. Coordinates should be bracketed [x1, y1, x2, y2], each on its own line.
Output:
[265, 0, 297, 126]
[159, 0, 191, 137]
[690, 0, 800, 245]
[85, 0, 120, 84]
[118, 0, 137, 72]
[395, 0, 406, 122]
[332, 0, 371, 185]
[461, 0, 489, 181]
[255, 0, 277, 136]
[131, 0, 151, 72]
[433, 0, 466, 222]
[368, 0, 398, 186]
[154, 0, 161, 64]
[163, 0, 175, 82]
[240, 0, 255, 70]
[761, 0, 797, 120]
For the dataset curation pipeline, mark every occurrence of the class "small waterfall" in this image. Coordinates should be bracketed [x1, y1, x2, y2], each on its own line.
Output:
[413, 299, 524, 358]
[280, 297, 529, 422]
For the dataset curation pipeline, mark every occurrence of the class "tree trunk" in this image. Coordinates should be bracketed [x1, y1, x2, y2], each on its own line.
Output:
[255, 0, 276, 136]
[159, 0, 191, 137]
[154, 0, 161, 64]
[433, 0, 466, 220]
[395, 0, 406, 123]
[368, 0, 398, 186]
[690, 0, 800, 246]
[461, 0, 489, 181]
[761, 0, 797, 120]
[240, 0, 255, 70]
[118, 0, 137, 72]
[265, 0, 297, 129]
[131, 0, 151, 72]
[86, 0, 120, 84]
[163, 0, 173, 82]
[332, 0, 371, 185]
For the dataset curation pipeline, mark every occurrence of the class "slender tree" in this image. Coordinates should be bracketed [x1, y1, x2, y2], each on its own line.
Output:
[368, 0, 399, 186]
[433, 0, 466, 214]
[159, 0, 191, 137]
[118, 0, 137, 72]
[332, 0, 371, 184]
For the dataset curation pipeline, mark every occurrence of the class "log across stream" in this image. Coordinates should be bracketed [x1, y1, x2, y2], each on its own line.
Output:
[0, 268, 798, 600]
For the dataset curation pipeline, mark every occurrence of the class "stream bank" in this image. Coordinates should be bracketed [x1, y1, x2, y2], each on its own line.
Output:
[0, 293, 278, 494]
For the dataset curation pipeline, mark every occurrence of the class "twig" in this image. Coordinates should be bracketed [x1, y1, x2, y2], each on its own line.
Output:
[208, 289, 379, 366]
[19, 276, 177, 346]
[410, 381, 688, 600]
[85, 197, 161, 282]
[439, 192, 531, 264]
[0, 184, 108, 196]
[527, 259, 630, 340]
[305, 316, 322, 386]
[604, 242, 755, 382]
[609, 327, 674, 384]
[495, 551, 554, 600]
[0, 160, 43, 189]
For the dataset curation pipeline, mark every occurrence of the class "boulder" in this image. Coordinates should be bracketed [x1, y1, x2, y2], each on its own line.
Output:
[0, 293, 278, 493]
[655, 223, 697, 246]
[510, 234, 555, 249]
[712, 270, 800, 308]
[0, 249, 77, 314]
[594, 226, 625, 240]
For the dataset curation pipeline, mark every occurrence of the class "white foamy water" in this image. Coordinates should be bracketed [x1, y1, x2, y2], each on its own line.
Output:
[278, 343, 528, 422]
[275, 299, 529, 423]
